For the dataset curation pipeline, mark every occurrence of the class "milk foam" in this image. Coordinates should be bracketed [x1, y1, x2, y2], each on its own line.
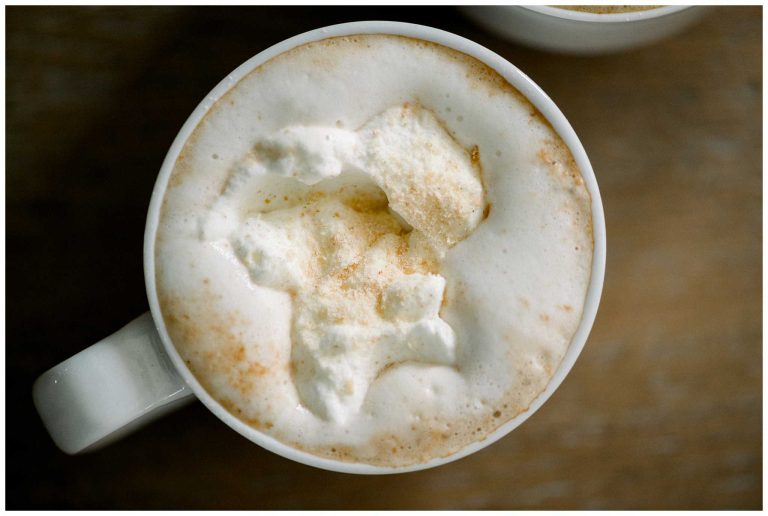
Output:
[155, 35, 593, 467]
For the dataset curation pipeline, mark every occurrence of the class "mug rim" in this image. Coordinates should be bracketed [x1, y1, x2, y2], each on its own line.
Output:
[143, 20, 607, 474]
[522, 5, 693, 23]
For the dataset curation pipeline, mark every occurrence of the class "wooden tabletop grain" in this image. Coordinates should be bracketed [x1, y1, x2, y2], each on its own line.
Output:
[6, 6, 761, 510]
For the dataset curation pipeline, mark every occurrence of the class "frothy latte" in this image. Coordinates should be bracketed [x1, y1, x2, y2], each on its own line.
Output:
[155, 34, 593, 467]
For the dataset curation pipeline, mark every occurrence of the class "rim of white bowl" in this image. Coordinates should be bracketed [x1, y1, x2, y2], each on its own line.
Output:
[143, 20, 607, 475]
[523, 5, 693, 23]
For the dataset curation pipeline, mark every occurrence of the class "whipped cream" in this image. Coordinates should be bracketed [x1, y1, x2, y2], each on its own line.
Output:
[201, 103, 485, 423]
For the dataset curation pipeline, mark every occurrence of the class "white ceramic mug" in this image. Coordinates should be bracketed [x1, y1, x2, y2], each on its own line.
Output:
[33, 20, 606, 474]
[461, 5, 709, 55]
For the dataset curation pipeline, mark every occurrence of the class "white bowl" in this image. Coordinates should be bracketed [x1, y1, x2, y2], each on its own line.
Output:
[461, 5, 709, 55]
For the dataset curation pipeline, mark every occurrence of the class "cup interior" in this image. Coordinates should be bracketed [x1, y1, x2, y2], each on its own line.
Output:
[143, 20, 606, 474]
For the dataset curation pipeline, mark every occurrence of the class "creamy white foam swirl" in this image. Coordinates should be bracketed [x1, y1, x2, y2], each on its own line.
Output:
[200, 103, 484, 423]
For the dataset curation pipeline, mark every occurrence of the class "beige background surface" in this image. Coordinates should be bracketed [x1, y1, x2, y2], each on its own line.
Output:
[7, 6, 761, 509]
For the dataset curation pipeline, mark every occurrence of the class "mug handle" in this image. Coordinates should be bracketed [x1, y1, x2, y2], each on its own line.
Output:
[32, 312, 196, 454]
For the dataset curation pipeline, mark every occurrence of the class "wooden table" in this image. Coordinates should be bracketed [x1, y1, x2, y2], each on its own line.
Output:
[7, 6, 761, 509]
